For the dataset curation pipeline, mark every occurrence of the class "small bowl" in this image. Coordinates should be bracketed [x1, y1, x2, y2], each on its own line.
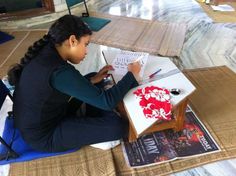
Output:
[170, 88, 181, 96]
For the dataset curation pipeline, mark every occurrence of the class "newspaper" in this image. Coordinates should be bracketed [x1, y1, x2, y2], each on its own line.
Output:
[122, 106, 220, 168]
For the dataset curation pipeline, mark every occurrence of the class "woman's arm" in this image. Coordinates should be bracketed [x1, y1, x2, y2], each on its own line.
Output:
[50, 65, 139, 110]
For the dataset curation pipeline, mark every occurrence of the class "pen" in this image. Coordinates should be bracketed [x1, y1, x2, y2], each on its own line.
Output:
[149, 68, 162, 78]
[102, 50, 116, 82]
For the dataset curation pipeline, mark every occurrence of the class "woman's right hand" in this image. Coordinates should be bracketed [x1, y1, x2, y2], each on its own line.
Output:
[128, 61, 141, 82]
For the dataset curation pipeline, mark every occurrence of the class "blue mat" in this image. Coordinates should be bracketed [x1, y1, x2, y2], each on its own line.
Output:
[0, 117, 75, 165]
[0, 31, 14, 45]
[81, 16, 111, 32]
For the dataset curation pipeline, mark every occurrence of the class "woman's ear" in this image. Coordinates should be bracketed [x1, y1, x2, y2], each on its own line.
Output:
[68, 35, 78, 47]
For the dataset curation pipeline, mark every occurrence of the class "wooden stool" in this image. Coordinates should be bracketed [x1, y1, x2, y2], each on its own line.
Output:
[118, 99, 189, 142]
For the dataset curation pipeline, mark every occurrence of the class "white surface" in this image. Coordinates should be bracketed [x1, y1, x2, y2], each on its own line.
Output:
[103, 50, 196, 135]
[90, 140, 121, 150]
[0, 165, 9, 176]
[0, 97, 12, 141]
[211, 4, 235, 12]
[0, 97, 12, 176]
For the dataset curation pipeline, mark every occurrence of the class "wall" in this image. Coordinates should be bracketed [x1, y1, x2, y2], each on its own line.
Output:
[53, 0, 67, 12]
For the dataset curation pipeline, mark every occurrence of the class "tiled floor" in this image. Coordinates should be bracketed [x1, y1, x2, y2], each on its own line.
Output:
[85, 0, 236, 72]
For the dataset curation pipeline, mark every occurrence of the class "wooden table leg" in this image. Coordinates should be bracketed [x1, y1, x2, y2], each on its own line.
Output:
[174, 99, 188, 131]
[128, 125, 138, 142]
[117, 98, 189, 142]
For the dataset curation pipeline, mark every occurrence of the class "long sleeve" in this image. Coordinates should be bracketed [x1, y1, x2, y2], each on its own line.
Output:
[50, 65, 139, 111]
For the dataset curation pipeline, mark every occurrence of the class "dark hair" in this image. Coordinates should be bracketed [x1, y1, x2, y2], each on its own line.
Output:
[7, 15, 92, 86]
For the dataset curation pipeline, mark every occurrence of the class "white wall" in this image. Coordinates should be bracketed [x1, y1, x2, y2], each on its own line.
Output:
[53, 0, 67, 12]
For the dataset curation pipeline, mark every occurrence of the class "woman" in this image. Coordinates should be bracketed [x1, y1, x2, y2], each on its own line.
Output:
[7, 15, 141, 152]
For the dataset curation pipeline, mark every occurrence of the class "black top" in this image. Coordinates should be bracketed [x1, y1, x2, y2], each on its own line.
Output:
[13, 42, 139, 145]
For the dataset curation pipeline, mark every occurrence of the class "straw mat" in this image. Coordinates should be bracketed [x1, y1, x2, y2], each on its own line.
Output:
[198, 2, 236, 23]
[90, 12, 187, 57]
[0, 22, 185, 78]
[0, 30, 47, 78]
[9, 66, 236, 176]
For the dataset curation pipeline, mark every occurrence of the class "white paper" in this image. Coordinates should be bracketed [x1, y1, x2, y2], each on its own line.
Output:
[111, 50, 148, 77]
[211, 4, 235, 12]
[0, 97, 11, 176]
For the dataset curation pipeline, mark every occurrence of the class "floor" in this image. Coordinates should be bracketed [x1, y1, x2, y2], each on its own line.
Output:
[1, 0, 236, 175]
[87, 0, 236, 72]
[70, 0, 236, 175]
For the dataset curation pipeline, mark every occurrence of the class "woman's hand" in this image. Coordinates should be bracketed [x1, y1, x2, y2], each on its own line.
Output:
[128, 61, 141, 82]
[90, 65, 114, 84]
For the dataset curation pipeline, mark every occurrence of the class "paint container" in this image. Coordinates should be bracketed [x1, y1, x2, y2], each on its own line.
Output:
[170, 88, 181, 96]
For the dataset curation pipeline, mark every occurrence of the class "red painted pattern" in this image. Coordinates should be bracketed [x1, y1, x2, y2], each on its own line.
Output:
[133, 86, 172, 121]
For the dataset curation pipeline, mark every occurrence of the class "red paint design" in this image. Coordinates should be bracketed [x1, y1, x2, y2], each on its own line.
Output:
[133, 86, 172, 121]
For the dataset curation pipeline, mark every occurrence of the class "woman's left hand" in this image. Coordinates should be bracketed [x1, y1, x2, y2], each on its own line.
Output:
[90, 65, 114, 84]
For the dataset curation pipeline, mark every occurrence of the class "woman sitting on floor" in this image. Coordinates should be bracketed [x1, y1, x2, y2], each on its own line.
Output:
[7, 14, 141, 152]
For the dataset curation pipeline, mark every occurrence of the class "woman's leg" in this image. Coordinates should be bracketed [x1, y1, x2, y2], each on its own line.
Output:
[49, 72, 126, 152]
[67, 97, 83, 115]
[51, 111, 128, 152]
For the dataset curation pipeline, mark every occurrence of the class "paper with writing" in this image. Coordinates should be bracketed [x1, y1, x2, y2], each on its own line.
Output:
[111, 50, 148, 77]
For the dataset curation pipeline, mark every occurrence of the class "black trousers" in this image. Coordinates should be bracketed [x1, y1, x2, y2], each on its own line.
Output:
[49, 73, 128, 152]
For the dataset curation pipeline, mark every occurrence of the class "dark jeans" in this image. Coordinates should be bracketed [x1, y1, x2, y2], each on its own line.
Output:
[50, 72, 128, 152]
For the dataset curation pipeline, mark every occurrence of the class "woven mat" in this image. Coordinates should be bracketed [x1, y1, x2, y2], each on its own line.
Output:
[9, 66, 236, 176]
[90, 12, 187, 57]
[0, 22, 185, 78]
[0, 30, 47, 78]
[198, 2, 236, 23]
